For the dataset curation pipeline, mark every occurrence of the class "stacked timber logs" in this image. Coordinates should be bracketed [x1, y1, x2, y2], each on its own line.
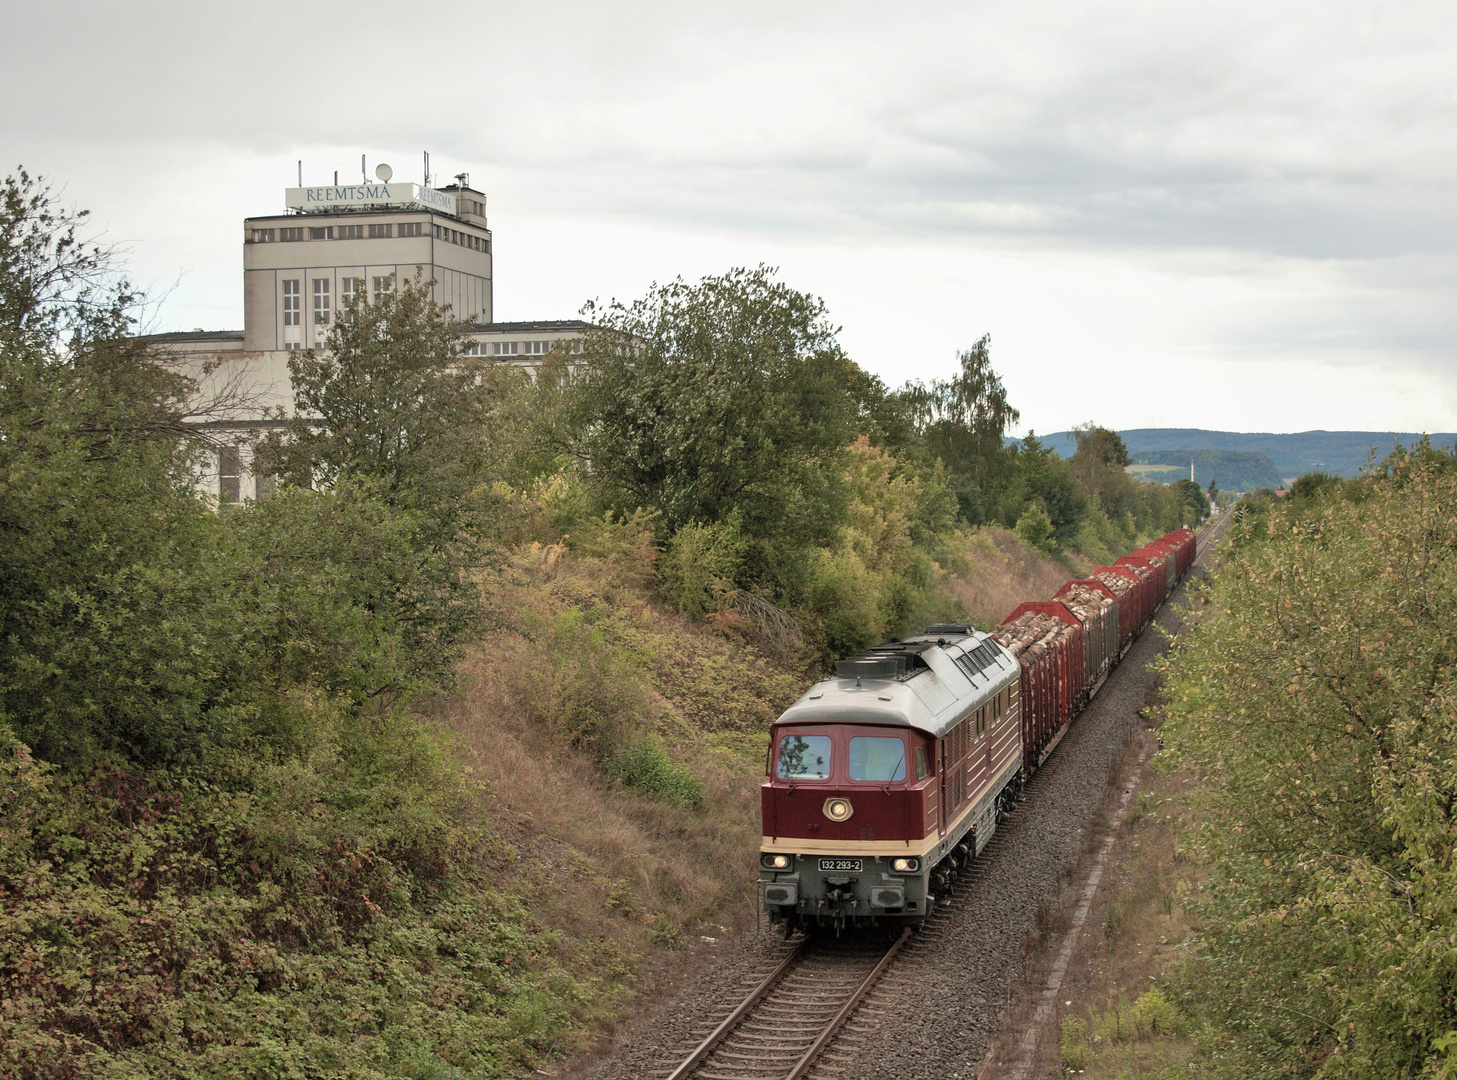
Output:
[1092, 569, 1132, 600]
[991, 611, 1070, 660]
[1058, 584, 1112, 622]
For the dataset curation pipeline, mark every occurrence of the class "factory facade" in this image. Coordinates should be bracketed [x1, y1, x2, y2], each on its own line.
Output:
[150, 173, 589, 504]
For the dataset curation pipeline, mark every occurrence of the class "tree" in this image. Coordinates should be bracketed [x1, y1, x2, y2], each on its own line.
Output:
[567, 265, 862, 591]
[1069, 422, 1140, 526]
[1014, 503, 1057, 554]
[1003, 432, 1087, 543]
[1162, 452, 1457, 1077]
[0, 171, 227, 766]
[1174, 477, 1210, 524]
[0, 169, 126, 352]
[897, 334, 1020, 523]
[265, 272, 521, 536]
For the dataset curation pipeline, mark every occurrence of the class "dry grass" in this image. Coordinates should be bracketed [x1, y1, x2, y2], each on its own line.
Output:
[1052, 739, 1205, 1077]
[943, 528, 1095, 629]
[433, 545, 806, 963]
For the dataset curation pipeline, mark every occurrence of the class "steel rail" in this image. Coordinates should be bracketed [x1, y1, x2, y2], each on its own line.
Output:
[662, 939, 806, 1080]
[784, 927, 912, 1080]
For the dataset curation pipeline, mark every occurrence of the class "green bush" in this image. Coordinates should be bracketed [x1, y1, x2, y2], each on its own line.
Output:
[1014, 503, 1057, 554]
[805, 546, 885, 658]
[657, 514, 746, 618]
[0, 723, 620, 1079]
[1060, 1016, 1091, 1068]
[605, 736, 704, 806]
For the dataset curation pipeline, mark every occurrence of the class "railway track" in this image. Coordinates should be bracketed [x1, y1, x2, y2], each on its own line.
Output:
[661, 929, 911, 1080]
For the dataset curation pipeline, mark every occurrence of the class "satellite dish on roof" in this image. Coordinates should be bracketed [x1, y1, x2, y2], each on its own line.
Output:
[375, 163, 393, 182]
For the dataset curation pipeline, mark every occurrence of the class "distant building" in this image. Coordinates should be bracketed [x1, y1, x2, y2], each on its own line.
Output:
[143, 170, 590, 504]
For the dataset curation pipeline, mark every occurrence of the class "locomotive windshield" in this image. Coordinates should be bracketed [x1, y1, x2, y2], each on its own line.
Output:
[848, 736, 907, 782]
[776, 734, 831, 779]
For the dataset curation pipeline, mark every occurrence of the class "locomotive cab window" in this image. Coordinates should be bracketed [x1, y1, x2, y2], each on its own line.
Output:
[848, 737, 906, 782]
[776, 734, 831, 780]
[914, 745, 929, 780]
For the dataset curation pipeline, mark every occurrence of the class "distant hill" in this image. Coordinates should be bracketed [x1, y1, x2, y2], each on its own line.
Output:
[1129, 449, 1284, 492]
[1022, 429, 1457, 485]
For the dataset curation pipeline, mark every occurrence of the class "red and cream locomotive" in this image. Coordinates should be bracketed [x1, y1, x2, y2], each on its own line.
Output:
[758, 527, 1196, 931]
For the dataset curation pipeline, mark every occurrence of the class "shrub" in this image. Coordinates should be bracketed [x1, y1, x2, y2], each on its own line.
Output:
[1060, 1016, 1091, 1068]
[605, 736, 704, 806]
[658, 514, 745, 619]
[1014, 503, 1057, 554]
[805, 546, 885, 658]
[569, 508, 659, 589]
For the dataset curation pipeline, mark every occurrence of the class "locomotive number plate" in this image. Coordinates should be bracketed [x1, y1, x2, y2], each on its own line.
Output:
[818, 858, 863, 872]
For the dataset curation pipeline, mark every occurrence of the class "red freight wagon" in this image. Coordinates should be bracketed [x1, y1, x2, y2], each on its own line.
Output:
[1120, 552, 1165, 600]
[1055, 579, 1119, 698]
[1169, 528, 1196, 574]
[1095, 568, 1136, 652]
[992, 607, 1080, 767]
[1114, 557, 1158, 627]
[1139, 543, 1177, 598]
[1005, 601, 1089, 714]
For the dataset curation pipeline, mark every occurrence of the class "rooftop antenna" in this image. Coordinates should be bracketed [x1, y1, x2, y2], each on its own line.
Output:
[297, 160, 302, 186]
[361, 154, 366, 183]
[423, 151, 430, 188]
[375, 162, 393, 182]
[333, 170, 338, 185]
[455, 171, 469, 188]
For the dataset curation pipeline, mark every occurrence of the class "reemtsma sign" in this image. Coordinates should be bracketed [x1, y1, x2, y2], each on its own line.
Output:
[284, 183, 457, 215]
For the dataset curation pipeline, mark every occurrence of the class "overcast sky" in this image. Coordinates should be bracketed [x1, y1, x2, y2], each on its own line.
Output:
[7, 0, 1456, 435]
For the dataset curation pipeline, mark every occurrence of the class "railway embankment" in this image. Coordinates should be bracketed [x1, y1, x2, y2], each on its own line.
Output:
[436, 523, 1087, 1078]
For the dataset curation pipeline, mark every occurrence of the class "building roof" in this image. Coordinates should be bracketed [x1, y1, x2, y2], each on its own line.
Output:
[137, 330, 245, 343]
[467, 320, 593, 333]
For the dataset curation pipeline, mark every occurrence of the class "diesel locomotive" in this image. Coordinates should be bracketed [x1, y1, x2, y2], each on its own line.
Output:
[758, 527, 1197, 932]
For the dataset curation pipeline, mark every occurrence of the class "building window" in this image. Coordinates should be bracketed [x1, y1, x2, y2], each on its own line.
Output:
[462, 342, 484, 356]
[368, 223, 393, 238]
[337, 224, 364, 239]
[491, 341, 518, 356]
[251, 228, 275, 243]
[253, 445, 277, 501]
[219, 446, 242, 505]
[282, 279, 300, 326]
[308, 226, 333, 240]
[341, 277, 363, 318]
[398, 222, 423, 237]
[524, 340, 549, 356]
[372, 275, 394, 299]
[279, 227, 304, 242]
[312, 279, 330, 338]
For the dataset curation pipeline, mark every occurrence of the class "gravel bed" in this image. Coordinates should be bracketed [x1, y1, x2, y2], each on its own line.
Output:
[591, 537, 1216, 1080]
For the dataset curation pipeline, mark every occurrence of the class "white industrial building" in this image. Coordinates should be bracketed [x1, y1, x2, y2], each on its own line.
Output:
[149, 164, 590, 503]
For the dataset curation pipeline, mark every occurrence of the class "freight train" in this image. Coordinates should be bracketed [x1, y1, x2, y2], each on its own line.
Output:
[758, 527, 1197, 933]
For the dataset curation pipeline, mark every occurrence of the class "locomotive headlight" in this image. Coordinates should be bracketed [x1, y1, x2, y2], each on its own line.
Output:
[761, 853, 792, 870]
[823, 797, 854, 822]
[892, 857, 920, 873]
